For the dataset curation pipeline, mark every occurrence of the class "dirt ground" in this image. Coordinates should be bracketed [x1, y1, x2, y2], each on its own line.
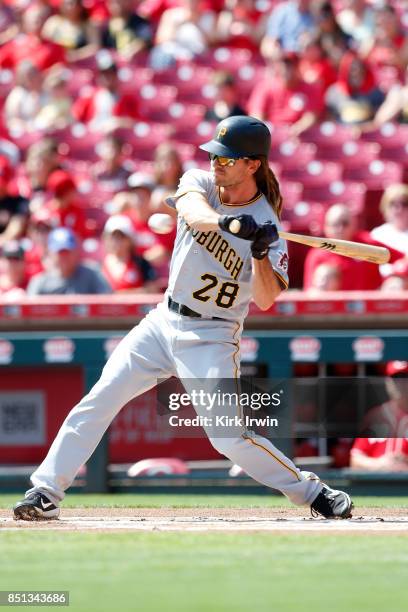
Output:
[1, 507, 408, 534]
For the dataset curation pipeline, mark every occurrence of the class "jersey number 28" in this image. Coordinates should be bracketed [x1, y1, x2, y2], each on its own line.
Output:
[192, 273, 239, 309]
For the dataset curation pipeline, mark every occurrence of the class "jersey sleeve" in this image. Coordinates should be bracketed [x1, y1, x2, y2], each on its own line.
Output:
[165, 169, 213, 209]
[269, 237, 289, 289]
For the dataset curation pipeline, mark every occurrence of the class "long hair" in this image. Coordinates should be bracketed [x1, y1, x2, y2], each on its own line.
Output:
[254, 156, 283, 219]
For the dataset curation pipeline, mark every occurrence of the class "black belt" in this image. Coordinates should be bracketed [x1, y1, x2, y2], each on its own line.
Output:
[168, 296, 227, 321]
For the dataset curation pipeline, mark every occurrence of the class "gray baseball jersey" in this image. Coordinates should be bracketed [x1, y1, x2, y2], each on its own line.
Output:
[165, 169, 289, 321]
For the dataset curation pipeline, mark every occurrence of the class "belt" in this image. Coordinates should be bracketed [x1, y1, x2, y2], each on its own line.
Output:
[168, 296, 227, 321]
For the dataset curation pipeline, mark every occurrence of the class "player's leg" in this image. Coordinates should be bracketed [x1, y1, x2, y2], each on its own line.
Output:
[14, 306, 175, 519]
[174, 319, 352, 517]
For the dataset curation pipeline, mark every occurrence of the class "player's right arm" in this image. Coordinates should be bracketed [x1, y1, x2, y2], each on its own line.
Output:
[175, 192, 221, 232]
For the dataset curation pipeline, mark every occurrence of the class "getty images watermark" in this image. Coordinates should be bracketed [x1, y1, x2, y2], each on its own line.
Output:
[166, 388, 282, 429]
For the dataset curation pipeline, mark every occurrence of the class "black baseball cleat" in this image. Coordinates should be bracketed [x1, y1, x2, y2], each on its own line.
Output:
[13, 492, 60, 521]
[310, 484, 354, 519]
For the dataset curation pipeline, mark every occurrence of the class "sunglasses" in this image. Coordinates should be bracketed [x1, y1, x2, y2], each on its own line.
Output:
[208, 154, 249, 167]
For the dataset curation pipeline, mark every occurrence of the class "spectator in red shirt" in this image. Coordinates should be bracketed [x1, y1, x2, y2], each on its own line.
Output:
[19, 139, 61, 210]
[0, 240, 28, 299]
[72, 52, 140, 132]
[350, 361, 408, 471]
[380, 258, 408, 293]
[215, 0, 266, 53]
[307, 262, 342, 293]
[0, 4, 66, 71]
[363, 5, 408, 75]
[247, 53, 324, 136]
[102, 214, 158, 292]
[45, 170, 88, 239]
[0, 157, 29, 249]
[303, 204, 397, 291]
[23, 208, 55, 279]
[297, 32, 337, 93]
[326, 51, 385, 124]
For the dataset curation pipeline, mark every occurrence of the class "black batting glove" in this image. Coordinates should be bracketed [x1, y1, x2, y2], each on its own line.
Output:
[218, 214, 259, 240]
[251, 221, 279, 260]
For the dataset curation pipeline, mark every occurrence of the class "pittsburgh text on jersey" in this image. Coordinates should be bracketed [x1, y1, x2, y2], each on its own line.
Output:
[190, 227, 244, 281]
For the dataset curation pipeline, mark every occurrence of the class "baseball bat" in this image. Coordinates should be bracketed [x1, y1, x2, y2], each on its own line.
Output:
[228, 220, 390, 264]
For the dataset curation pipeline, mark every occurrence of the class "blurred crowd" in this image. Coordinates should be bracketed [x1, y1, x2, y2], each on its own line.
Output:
[0, 0, 408, 296]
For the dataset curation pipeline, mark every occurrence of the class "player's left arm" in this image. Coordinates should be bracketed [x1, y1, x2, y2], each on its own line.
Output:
[250, 221, 289, 310]
[252, 257, 284, 310]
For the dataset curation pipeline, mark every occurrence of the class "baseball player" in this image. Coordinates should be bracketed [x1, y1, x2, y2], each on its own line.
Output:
[13, 116, 353, 521]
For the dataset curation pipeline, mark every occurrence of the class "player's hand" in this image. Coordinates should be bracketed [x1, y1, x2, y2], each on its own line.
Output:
[218, 214, 258, 240]
[251, 221, 279, 260]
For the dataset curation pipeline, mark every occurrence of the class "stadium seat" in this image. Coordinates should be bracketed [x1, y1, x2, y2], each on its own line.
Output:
[282, 200, 326, 234]
[301, 181, 367, 216]
[172, 120, 217, 148]
[138, 84, 177, 121]
[280, 160, 343, 186]
[300, 121, 356, 146]
[280, 181, 303, 208]
[167, 65, 214, 103]
[64, 67, 94, 97]
[113, 122, 172, 161]
[55, 124, 102, 162]
[342, 161, 404, 228]
[342, 159, 404, 187]
[315, 141, 381, 169]
[158, 102, 205, 129]
[235, 65, 266, 98]
[269, 141, 317, 167]
[195, 47, 256, 72]
[360, 123, 408, 146]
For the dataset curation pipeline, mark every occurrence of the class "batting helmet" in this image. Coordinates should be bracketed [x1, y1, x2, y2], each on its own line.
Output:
[199, 115, 271, 159]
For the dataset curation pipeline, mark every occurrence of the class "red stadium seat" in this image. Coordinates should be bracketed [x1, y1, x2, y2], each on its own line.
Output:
[280, 160, 343, 186]
[138, 84, 177, 121]
[360, 123, 408, 146]
[113, 122, 173, 161]
[282, 200, 326, 234]
[300, 121, 356, 146]
[54, 124, 102, 162]
[302, 181, 367, 216]
[172, 120, 217, 149]
[315, 141, 381, 168]
[195, 47, 256, 72]
[6, 129, 44, 154]
[235, 64, 266, 98]
[280, 181, 303, 207]
[64, 67, 94, 97]
[161, 102, 205, 129]
[166, 65, 213, 103]
[268, 124, 294, 146]
[342, 161, 404, 228]
[342, 159, 404, 187]
[269, 141, 317, 167]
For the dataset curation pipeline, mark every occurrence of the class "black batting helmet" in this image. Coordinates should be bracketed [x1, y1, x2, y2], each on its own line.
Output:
[199, 115, 271, 159]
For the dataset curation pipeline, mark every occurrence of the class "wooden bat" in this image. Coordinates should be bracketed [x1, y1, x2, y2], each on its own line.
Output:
[228, 220, 390, 264]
